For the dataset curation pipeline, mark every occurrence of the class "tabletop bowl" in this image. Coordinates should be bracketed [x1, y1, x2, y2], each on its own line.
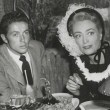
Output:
[52, 93, 79, 109]
[79, 100, 110, 110]
[9, 95, 30, 108]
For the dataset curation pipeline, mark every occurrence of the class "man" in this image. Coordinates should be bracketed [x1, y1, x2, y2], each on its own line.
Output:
[0, 11, 45, 102]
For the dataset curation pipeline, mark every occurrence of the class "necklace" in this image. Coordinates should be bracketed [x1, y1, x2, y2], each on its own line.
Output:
[75, 57, 110, 82]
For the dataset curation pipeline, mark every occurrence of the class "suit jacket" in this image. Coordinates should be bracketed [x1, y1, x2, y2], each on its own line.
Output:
[0, 40, 45, 102]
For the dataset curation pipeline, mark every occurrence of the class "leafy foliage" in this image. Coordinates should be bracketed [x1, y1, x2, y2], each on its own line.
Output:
[3, 0, 110, 44]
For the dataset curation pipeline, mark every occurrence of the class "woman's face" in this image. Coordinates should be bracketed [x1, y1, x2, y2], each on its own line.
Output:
[72, 20, 102, 55]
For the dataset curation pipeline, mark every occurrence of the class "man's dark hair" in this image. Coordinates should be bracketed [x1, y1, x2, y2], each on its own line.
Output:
[0, 11, 29, 35]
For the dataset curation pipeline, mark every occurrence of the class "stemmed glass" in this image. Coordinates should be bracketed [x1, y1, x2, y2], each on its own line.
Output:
[40, 78, 51, 99]
[40, 78, 59, 104]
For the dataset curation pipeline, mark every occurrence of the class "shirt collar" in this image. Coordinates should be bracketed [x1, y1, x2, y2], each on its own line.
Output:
[7, 47, 29, 61]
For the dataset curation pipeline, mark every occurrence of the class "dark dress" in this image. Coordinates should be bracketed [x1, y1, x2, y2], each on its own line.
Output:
[71, 46, 110, 102]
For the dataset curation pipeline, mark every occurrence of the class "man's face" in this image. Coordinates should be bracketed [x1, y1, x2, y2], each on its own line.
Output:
[2, 21, 30, 55]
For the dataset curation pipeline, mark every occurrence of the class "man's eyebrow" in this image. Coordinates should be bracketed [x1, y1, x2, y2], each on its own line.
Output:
[73, 32, 81, 35]
[86, 28, 95, 32]
[24, 29, 30, 31]
[9, 31, 19, 34]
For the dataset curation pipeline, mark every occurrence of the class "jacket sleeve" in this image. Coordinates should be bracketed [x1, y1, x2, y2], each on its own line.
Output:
[0, 63, 12, 102]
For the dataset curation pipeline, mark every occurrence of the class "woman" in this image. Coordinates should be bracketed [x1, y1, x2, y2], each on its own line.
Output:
[57, 4, 110, 102]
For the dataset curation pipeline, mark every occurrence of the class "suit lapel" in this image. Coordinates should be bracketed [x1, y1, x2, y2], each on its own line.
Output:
[28, 48, 41, 88]
[0, 43, 42, 87]
[1, 45, 25, 85]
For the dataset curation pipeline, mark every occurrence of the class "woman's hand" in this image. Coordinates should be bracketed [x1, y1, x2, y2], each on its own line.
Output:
[66, 73, 83, 96]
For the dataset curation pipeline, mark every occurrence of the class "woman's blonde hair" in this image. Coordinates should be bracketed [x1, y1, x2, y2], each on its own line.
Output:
[67, 8, 105, 41]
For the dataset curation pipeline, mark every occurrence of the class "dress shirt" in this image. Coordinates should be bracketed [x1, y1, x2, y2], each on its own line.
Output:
[7, 47, 32, 72]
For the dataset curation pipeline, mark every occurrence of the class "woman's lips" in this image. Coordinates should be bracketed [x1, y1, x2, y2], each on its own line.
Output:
[20, 45, 27, 49]
[83, 45, 92, 49]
